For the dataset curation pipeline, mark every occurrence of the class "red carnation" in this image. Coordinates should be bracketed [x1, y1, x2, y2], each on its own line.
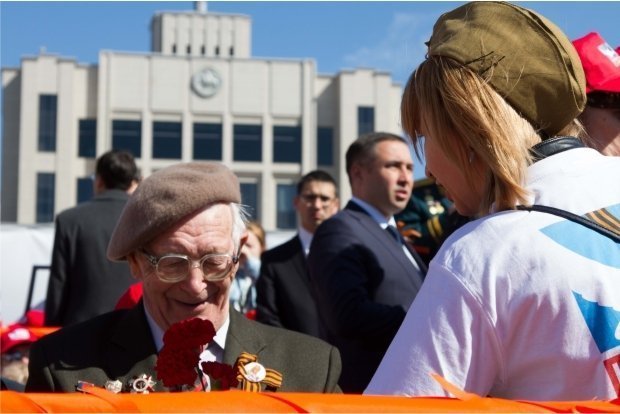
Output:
[157, 318, 215, 389]
[162, 318, 216, 350]
[156, 346, 200, 388]
[201, 361, 239, 390]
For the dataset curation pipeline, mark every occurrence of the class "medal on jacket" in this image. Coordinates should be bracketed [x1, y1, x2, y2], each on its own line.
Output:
[235, 352, 282, 392]
[128, 374, 156, 394]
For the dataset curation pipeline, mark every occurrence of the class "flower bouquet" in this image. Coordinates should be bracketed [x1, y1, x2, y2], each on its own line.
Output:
[155, 317, 282, 392]
[155, 318, 238, 391]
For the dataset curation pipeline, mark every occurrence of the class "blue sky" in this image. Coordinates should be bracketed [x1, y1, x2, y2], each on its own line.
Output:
[2, 1, 620, 179]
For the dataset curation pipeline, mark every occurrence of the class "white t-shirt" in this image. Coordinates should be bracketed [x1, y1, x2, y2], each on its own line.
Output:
[365, 148, 620, 400]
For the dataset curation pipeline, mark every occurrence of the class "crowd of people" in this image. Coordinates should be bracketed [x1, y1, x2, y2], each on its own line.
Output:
[1, 0, 619, 402]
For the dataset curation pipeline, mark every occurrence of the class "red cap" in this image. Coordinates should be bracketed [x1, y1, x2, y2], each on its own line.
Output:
[115, 282, 143, 310]
[24, 309, 44, 327]
[572, 32, 620, 93]
[1, 325, 37, 353]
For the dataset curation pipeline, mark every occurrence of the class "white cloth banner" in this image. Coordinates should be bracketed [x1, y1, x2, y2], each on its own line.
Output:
[0, 224, 54, 325]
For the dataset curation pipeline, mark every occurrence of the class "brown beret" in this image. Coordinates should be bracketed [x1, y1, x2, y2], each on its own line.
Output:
[107, 162, 241, 261]
[428, 1, 586, 137]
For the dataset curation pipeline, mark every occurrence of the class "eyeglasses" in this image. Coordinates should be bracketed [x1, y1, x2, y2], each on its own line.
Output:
[300, 194, 334, 205]
[141, 249, 239, 283]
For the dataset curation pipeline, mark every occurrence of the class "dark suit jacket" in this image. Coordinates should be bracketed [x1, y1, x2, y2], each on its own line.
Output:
[45, 189, 134, 326]
[256, 235, 322, 337]
[26, 305, 341, 393]
[307, 200, 426, 393]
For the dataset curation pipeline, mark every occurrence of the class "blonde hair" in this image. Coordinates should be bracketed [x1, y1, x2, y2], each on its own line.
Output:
[245, 221, 266, 251]
[402, 56, 583, 216]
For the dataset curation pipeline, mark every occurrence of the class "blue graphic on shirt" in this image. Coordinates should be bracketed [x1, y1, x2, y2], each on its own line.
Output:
[539, 207, 620, 269]
[574, 292, 620, 354]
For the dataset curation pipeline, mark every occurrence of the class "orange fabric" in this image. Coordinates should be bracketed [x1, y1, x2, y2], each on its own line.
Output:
[1, 391, 619, 413]
[0, 326, 58, 337]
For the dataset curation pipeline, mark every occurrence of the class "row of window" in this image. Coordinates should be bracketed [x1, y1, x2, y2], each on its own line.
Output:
[108, 121, 312, 164]
[56, 116, 335, 165]
[171, 44, 234, 57]
[36, 173, 297, 229]
[38, 94, 376, 166]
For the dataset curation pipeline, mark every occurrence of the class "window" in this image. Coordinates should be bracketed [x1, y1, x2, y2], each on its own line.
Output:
[78, 119, 97, 158]
[240, 183, 259, 220]
[186, 45, 191, 54]
[273, 126, 301, 163]
[38, 95, 57, 152]
[229, 47, 234, 56]
[317, 127, 334, 166]
[76, 177, 94, 204]
[201, 45, 206, 55]
[276, 183, 296, 229]
[172, 44, 177, 54]
[36, 173, 55, 223]
[193, 123, 222, 160]
[152, 121, 182, 159]
[112, 120, 141, 157]
[233, 124, 262, 162]
[215, 46, 220, 56]
[358, 106, 375, 136]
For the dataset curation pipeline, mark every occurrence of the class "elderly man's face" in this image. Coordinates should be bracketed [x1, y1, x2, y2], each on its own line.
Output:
[128, 204, 244, 332]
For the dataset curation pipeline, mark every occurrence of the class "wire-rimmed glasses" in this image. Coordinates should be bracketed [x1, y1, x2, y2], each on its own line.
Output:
[141, 249, 239, 283]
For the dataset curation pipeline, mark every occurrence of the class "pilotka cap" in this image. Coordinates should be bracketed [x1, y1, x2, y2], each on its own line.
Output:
[107, 162, 241, 261]
[427, 1, 587, 137]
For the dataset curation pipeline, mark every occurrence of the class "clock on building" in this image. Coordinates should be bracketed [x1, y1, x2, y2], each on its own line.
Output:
[191, 68, 222, 98]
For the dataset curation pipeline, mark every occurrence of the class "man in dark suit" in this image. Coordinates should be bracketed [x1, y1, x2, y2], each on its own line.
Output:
[308, 132, 427, 393]
[45, 150, 140, 327]
[27, 162, 341, 393]
[256, 170, 339, 337]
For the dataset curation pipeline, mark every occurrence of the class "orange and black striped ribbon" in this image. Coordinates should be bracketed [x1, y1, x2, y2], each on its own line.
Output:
[235, 352, 283, 392]
[586, 208, 620, 238]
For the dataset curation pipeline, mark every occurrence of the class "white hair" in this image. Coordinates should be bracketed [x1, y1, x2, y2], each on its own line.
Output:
[230, 203, 250, 253]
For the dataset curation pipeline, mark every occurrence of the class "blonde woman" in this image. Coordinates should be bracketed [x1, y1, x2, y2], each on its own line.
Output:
[229, 221, 266, 316]
[365, 1, 620, 401]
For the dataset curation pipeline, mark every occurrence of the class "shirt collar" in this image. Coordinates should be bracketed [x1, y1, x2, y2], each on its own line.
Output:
[350, 196, 396, 229]
[144, 302, 229, 352]
[297, 225, 314, 256]
[212, 314, 229, 350]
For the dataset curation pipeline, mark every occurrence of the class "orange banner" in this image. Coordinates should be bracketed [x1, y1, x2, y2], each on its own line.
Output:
[2, 388, 619, 413]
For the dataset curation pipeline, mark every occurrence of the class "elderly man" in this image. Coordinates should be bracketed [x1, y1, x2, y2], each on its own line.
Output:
[26, 162, 341, 393]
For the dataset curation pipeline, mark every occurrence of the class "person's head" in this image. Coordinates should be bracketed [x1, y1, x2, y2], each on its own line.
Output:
[239, 221, 266, 270]
[346, 132, 413, 218]
[573, 32, 620, 156]
[402, 2, 587, 217]
[1, 345, 30, 385]
[293, 170, 339, 233]
[94, 150, 140, 194]
[107, 162, 249, 331]
[1, 326, 37, 385]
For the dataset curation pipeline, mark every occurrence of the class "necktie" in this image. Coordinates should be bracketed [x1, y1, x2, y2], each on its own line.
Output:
[386, 225, 403, 244]
[386, 224, 428, 275]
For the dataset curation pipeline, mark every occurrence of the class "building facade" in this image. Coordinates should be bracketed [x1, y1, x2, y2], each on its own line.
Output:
[1, 4, 402, 230]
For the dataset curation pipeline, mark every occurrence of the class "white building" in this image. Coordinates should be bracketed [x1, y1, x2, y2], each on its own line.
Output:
[1, 3, 402, 230]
